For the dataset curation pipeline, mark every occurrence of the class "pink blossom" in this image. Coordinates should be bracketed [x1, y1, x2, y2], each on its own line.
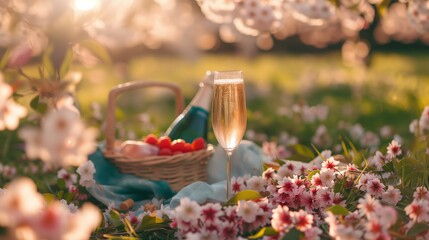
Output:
[231, 177, 245, 193]
[246, 176, 267, 192]
[8, 45, 33, 68]
[413, 186, 429, 201]
[31, 202, 69, 239]
[201, 203, 222, 222]
[382, 186, 402, 205]
[237, 200, 262, 223]
[319, 169, 335, 187]
[311, 173, 323, 188]
[262, 168, 275, 181]
[321, 157, 339, 170]
[292, 209, 314, 231]
[357, 194, 381, 217]
[315, 188, 333, 209]
[405, 200, 429, 223]
[356, 173, 377, 191]
[174, 198, 201, 224]
[386, 140, 402, 158]
[304, 226, 322, 240]
[57, 169, 78, 187]
[271, 205, 293, 232]
[368, 151, 386, 170]
[376, 206, 397, 228]
[220, 221, 238, 240]
[366, 178, 385, 198]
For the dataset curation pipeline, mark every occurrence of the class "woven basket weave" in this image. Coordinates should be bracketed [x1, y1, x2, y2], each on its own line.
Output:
[103, 81, 214, 191]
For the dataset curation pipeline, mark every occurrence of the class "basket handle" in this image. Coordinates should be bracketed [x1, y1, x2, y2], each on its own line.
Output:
[104, 81, 185, 156]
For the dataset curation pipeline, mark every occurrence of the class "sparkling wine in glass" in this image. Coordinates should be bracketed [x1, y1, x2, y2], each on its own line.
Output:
[212, 71, 247, 200]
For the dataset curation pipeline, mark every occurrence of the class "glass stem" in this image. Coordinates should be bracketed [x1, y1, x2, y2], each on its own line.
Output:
[226, 150, 233, 201]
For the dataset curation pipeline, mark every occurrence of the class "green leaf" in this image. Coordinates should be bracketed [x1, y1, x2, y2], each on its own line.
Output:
[248, 227, 278, 239]
[227, 190, 262, 205]
[65, 192, 74, 203]
[326, 205, 349, 216]
[60, 48, 74, 78]
[30, 95, 48, 114]
[0, 49, 10, 70]
[123, 217, 138, 237]
[281, 228, 301, 240]
[109, 209, 121, 220]
[102, 234, 139, 240]
[306, 170, 320, 180]
[80, 39, 111, 63]
[56, 190, 64, 199]
[291, 144, 315, 160]
[57, 179, 66, 190]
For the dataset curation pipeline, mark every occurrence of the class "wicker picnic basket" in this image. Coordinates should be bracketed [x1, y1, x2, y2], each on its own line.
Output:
[103, 81, 214, 191]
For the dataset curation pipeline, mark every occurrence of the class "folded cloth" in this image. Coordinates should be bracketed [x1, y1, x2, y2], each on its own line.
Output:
[87, 146, 175, 210]
[169, 140, 265, 207]
[87, 140, 265, 210]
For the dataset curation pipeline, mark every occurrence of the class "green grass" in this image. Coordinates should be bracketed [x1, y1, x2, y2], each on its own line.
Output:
[74, 52, 429, 147]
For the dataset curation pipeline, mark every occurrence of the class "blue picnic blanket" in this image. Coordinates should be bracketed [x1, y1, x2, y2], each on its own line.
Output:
[87, 140, 266, 210]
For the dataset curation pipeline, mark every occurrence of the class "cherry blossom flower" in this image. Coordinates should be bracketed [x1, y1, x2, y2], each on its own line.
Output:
[358, 194, 382, 219]
[405, 199, 429, 223]
[63, 203, 102, 240]
[319, 169, 335, 187]
[356, 173, 377, 191]
[292, 209, 313, 231]
[231, 176, 245, 193]
[19, 108, 98, 167]
[219, 221, 238, 239]
[237, 200, 262, 223]
[366, 178, 385, 198]
[386, 140, 402, 158]
[360, 131, 380, 148]
[368, 151, 386, 170]
[330, 224, 363, 240]
[31, 202, 70, 239]
[0, 75, 27, 131]
[201, 203, 222, 222]
[246, 176, 267, 192]
[304, 226, 322, 240]
[271, 205, 293, 232]
[174, 198, 202, 224]
[413, 186, 429, 201]
[382, 186, 402, 205]
[321, 157, 339, 171]
[77, 160, 96, 187]
[376, 205, 397, 228]
[0, 178, 44, 227]
[277, 163, 295, 179]
[57, 169, 78, 188]
[262, 168, 276, 181]
[60, 199, 79, 214]
[311, 173, 323, 188]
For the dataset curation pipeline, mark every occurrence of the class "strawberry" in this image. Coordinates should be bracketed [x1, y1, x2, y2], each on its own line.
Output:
[192, 137, 206, 151]
[171, 139, 186, 152]
[183, 143, 193, 153]
[159, 148, 173, 156]
[158, 136, 172, 149]
[143, 134, 158, 146]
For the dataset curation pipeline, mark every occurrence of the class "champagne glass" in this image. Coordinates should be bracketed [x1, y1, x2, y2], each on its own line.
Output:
[212, 71, 247, 200]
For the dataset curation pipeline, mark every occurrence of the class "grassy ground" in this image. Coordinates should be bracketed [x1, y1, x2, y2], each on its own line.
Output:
[74, 51, 429, 147]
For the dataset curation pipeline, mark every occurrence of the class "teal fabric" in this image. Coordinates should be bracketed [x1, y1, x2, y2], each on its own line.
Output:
[87, 140, 265, 209]
[87, 147, 175, 210]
